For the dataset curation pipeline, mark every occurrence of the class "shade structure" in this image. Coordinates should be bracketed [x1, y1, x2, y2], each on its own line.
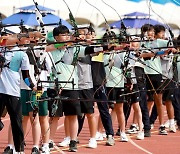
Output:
[2, 12, 72, 29]
[110, 17, 163, 29]
[18, 5, 55, 12]
[123, 11, 149, 17]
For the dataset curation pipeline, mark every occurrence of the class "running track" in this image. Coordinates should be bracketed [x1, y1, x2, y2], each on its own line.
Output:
[0, 106, 180, 154]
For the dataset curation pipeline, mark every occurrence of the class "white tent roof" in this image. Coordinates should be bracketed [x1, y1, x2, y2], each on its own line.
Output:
[0, 0, 179, 28]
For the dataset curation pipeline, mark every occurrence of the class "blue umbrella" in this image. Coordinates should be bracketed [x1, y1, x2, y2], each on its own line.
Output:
[110, 17, 163, 29]
[124, 11, 149, 17]
[127, 0, 180, 6]
[2, 12, 72, 29]
[109, 11, 163, 29]
[18, 5, 55, 12]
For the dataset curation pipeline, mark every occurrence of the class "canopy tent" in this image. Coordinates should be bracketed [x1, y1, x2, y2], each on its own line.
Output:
[123, 11, 149, 17]
[18, 5, 55, 12]
[2, 5, 72, 29]
[109, 11, 163, 29]
[2, 12, 72, 29]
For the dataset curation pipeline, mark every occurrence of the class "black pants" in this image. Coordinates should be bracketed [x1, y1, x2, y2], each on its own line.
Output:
[150, 104, 158, 125]
[94, 86, 114, 136]
[78, 86, 114, 136]
[139, 86, 151, 130]
[172, 86, 180, 126]
[0, 93, 24, 152]
[135, 66, 151, 130]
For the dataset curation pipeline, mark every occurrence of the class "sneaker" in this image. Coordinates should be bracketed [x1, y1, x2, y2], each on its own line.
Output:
[49, 140, 54, 150]
[31, 147, 40, 154]
[59, 136, 70, 147]
[69, 140, 77, 152]
[102, 132, 107, 138]
[95, 132, 104, 141]
[127, 124, 138, 134]
[174, 120, 177, 126]
[106, 135, 115, 146]
[164, 120, 170, 128]
[76, 138, 80, 144]
[116, 129, 120, 136]
[169, 124, 176, 133]
[144, 130, 151, 137]
[150, 124, 154, 129]
[136, 131, 144, 140]
[178, 125, 180, 130]
[87, 138, 97, 148]
[3, 146, 13, 154]
[120, 132, 128, 142]
[159, 126, 168, 135]
[41, 146, 50, 154]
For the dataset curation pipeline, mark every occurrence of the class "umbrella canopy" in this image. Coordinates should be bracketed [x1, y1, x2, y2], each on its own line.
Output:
[109, 11, 163, 29]
[18, 5, 55, 12]
[110, 18, 163, 29]
[2, 12, 72, 29]
[123, 11, 149, 17]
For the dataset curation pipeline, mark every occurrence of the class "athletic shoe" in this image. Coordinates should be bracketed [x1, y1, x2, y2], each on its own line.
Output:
[127, 124, 138, 134]
[48, 140, 54, 150]
[95, 132, 104, 141]
[120, 132, 128, 142]
[178, 125, 180, 130]
[106, 135, 115, 146]
[31, 147, 40, 154]
[150, 124, 154, 129]
[164, 120, 170, 128]
[69, 140, 77, 152]
[102, 132, 107, 138]
[116, 128, 120, 136]
[41, 146, 50, 154]
[144, 130, 151, 137]
[87, 138, 97, 148]
[159, 126, 168, 135]
[169, 124, 176, 133]
[3, 146, 13, 154]
[136, 131, 144, 140]
[59, 136, 70, 147]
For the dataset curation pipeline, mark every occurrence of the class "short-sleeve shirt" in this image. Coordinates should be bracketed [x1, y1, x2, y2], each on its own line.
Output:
[51, 47, 85, 90]
[20, 50, 52, 91]
[0, 47, 30, 97]
[104, 52, 125, 88]
[144, 39, 168, 74]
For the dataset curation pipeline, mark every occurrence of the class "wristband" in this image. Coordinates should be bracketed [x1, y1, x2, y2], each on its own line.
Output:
[156, 50, 165, 55]
[24, 77, 34, 89]
[54, 43, 65, 49]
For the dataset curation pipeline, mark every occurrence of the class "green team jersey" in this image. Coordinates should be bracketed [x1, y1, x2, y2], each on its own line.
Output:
[50, 46, 85, 90]
[104, 53, 125, 88]
[144, 39, 168, 74]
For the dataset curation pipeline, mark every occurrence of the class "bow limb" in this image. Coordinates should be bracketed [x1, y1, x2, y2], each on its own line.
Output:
[62, 0, 79, 37]
[100, 0, 128, 42]
[85, 0, 111, 33]
[100, 0, 125, 30]
[148, 1, 174, 43]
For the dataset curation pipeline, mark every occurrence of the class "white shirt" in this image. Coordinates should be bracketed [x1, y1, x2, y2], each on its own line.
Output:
[0, 47, 30, 97]
[20, 50, 52, 91]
